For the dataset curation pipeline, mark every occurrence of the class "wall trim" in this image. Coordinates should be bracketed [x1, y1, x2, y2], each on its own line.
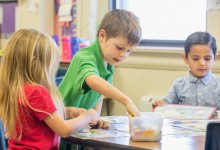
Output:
[117, 49, 220, 73]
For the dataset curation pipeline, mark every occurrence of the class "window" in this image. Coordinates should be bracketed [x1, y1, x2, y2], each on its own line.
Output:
[111, 0, 207, 47]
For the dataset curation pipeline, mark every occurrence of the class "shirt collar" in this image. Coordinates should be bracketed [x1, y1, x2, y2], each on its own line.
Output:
[189, 71, 212, 85]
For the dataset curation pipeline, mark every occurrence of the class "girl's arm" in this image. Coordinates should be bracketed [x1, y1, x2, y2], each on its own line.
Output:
[85, 75, 140, 117]
[44, 109, 98, 138]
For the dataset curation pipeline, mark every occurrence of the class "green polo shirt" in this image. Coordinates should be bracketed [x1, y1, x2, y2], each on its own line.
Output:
[58, 40, 114, 109]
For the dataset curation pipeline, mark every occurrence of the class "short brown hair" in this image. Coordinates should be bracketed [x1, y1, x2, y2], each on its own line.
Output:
[97, 9, 142, 46]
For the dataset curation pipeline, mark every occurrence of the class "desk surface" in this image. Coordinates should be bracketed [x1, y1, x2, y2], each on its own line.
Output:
[62, 117, 207, 150]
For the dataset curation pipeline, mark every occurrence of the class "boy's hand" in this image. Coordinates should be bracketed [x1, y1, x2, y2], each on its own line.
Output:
[125, 99, 141, 117]
[89, 120, 110, 129]
[152, 99, 166, 109]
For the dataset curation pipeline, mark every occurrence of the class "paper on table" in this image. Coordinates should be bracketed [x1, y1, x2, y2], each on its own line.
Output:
[100, 116, 128, 124]
[72, 128, 129, 139]
[72, 116, 130, 139]
[170, 120, 219, 132]
[153, 104, 216, 120]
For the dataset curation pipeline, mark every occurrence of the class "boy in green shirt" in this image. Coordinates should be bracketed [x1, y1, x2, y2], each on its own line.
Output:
[58, 9, 142, 124]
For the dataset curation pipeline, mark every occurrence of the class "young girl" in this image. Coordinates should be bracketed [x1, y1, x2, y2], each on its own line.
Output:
[0, 29, 99, 149]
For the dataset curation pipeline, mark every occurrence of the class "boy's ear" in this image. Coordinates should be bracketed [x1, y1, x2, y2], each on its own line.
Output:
[98, 29, 107, 42]
[182, 53, 188, 64]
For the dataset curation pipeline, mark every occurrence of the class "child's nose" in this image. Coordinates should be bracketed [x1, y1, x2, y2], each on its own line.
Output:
[120, 51, 126, 57]
[199, 59, 206, 65]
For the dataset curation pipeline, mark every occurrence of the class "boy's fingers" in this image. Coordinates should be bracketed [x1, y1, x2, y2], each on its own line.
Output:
[98, 121, 104, 128]
[89, 122, 99, 129]
[104, 121, 110, 129]
[152, 101, 158, 107]
[160, 100, 165, 105]
[100, 120, 110, 129]
[153, 100, 165, 106]
[158, 101, 163, 105]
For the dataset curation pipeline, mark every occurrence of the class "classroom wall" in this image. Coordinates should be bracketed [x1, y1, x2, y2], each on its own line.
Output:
[1, 0, 54, 49]
[15, 0, 108, 43]
[207, 11, 220, 49]
[16, 0, 54, 35]
[76, 0, 108, 42]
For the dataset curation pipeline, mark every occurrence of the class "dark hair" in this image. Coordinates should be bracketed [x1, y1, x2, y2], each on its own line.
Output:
[184, 32, 217, 57]
[97, 9, 142, 46]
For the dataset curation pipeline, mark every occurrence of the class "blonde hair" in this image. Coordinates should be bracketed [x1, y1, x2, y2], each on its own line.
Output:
[0, 29, 64, 140]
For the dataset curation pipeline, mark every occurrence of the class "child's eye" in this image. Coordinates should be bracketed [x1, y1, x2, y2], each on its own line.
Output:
[192, 58, 199, 61]
[205, 58, 211, 61]
[116, 45, 124, 50]
[117, 47, 123, 50]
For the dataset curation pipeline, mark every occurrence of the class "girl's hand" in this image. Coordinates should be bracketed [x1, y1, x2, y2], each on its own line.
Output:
[84, 109, 99, 125]
[68, 107, 86, 118]
[152, 99, 165, 109]
[89, 120, 110, 129]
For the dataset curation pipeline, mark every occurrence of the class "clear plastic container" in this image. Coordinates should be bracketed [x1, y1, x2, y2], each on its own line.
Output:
[129, 112, 163, 141]
[217, 110, 220, 120]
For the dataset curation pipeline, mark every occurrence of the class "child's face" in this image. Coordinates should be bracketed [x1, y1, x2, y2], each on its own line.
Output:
[99, 30, 136, 66]
[183, 45, 216, 78]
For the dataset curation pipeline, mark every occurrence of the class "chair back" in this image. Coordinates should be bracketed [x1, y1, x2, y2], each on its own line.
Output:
[56, 67, 67, 86]
[0, 121, 6, 150]
[205, 122, 220, 150]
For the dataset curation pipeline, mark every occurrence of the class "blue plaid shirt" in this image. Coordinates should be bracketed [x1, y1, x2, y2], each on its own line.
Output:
[164, 71, 220, 110]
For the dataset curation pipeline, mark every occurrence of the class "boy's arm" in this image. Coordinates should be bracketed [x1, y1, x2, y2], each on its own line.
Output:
[151, 78, 182, 109]
[94, 95, 104, 115]
[85, 75, 140, 116]
[164, 80, 179, 104]
[153, 79, 180, 108]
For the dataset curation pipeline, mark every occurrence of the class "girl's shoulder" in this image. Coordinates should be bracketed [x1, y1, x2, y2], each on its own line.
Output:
[24, 83, 49, 97]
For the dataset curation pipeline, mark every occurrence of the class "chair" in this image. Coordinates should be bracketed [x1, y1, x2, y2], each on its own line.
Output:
[55, 67, 67, 86]
[55, 76, 64, 86]
[56, 67, 67, 77]
[0, 121, 6, 150]
[205, 121, 220, 150]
